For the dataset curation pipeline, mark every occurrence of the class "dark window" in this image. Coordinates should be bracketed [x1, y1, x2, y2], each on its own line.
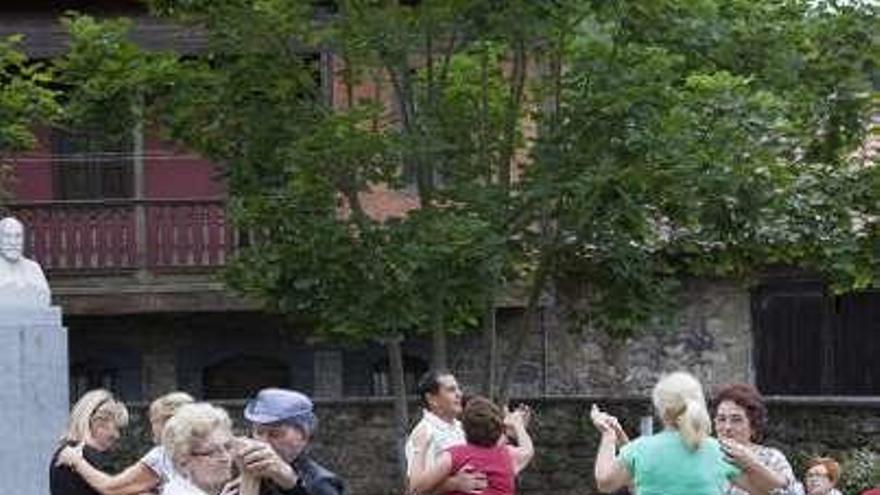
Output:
[203, 355, 290, 400]
[70, 359, 118, 401]
[753, 281, 880, 395]
[52, 130, 133, 200]
[371, 356, 428, 396]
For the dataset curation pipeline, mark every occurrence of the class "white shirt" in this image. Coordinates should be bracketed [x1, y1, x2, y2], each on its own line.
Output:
[161, 475, 209, 495]
[404, 409, 466, 476]
[140, 445, 177, 486]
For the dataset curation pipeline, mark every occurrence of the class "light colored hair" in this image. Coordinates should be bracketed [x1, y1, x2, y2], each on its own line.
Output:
[149, 392, 195, 424]
[163, 402, 232, 468]
[63, 389, 129, 443]
[652, 371, 711, 450]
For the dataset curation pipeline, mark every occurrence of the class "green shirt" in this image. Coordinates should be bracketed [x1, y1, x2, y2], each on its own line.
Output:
[617, 430, 741, 495]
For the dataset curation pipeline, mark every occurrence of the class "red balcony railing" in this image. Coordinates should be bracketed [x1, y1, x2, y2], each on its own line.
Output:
[6, 198, 239, 274]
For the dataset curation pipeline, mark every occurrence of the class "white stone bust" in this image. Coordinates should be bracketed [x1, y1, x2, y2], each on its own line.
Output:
[0, 216, 51, 308]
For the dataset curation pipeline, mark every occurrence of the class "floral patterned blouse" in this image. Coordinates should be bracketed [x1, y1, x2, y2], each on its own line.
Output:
[723, 444, 804, 495]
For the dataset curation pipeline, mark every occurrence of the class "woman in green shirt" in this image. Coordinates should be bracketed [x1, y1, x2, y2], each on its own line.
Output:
[590, 371, 785, 495]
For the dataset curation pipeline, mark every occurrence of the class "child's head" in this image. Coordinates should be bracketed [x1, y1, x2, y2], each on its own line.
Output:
[462, 396, 504, 447]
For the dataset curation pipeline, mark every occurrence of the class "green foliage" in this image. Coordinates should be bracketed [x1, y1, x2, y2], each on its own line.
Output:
[56, 15, 178, 143]
[840, 448, 880, 495]
[525, 0, 880, 336]
[56, 0, 880, 344]
[0, 36, 59, 201]
[132, 0, 534, 347]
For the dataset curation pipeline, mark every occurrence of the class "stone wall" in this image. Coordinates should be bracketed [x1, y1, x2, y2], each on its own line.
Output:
[105, 396, 880, 495]
[452, 279, 753, 397]
[65, 278, 756, 405]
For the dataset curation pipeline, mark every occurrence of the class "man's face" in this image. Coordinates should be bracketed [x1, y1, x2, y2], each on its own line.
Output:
[252, 422, 308, 463]
[427, 374, 463, 418]
[0, 220, 23, 262]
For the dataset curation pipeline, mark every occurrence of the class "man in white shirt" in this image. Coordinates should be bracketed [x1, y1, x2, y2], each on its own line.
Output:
[405, 371, 486, 494]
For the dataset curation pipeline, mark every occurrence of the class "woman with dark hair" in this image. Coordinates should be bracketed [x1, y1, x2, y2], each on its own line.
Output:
[713, 383, 801, 495]
[408, 396, 533, 495]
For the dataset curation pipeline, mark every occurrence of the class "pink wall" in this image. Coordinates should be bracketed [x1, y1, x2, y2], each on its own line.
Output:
[10, 131, 54, 201]
[8, 131, 226, 201]
[144, 136, 225, 199]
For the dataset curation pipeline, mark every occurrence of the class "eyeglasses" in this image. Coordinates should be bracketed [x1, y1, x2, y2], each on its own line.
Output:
[714, 414, 747, 425]
[191, 441, 234, 459]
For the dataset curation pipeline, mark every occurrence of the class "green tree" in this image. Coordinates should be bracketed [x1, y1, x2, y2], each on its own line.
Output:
[520, 0, 880, 346]
[53, 1, 880, 467]
[0, 36, 58, 203]
[58, 0, 533, 483]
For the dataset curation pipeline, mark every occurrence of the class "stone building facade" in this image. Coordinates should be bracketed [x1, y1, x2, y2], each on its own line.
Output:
[62, 277, 756, 403]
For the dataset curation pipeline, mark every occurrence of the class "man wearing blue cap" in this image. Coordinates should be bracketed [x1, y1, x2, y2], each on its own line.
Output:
[234, 388, 345, 495]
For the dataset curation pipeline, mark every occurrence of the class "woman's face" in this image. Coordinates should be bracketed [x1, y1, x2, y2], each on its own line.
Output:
[805, 464, 835, 495]
[181, 429, 234, 492]
[714, 400, 753, 444]
[89, 418, 121, 452]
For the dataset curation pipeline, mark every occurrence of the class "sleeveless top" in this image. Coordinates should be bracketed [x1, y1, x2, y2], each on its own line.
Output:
[447, 444, 515, 495]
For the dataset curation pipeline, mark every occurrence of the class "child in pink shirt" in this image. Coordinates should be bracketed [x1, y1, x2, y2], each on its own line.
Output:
[409, 396, 534, 495]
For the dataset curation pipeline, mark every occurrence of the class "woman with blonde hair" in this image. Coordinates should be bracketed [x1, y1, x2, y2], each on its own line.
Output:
[50, 389, 130, 495]
[161, 402, 256, 495]
[590, 371, 786, 495]
[57, 391, 195, 494]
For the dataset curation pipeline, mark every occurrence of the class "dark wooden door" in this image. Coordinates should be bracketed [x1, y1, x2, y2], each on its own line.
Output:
[754, 281, 880, 395]
[753, 282, 828, 394]
[835, 291, 880, 394]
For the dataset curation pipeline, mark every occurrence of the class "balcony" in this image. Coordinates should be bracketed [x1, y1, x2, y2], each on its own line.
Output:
[4, 198, 255, 315]
[8, 197, 237, 274]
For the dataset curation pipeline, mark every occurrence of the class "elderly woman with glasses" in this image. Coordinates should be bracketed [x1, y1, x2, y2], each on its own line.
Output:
[50, 389, 130, 495]
[712, 383, 802, 495]
[160, 402, 257, 495]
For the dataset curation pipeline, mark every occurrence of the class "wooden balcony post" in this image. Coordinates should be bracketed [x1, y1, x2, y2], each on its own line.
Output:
[133, 99, 148, 279]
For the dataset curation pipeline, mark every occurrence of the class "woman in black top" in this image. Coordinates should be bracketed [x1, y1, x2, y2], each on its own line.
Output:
[49, 389, 129, 495]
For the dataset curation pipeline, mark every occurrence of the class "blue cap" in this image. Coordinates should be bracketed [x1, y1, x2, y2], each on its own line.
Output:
[244, 388, 317, 434]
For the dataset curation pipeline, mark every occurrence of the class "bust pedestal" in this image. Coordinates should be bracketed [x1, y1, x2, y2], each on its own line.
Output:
[0, 306, 68, 495]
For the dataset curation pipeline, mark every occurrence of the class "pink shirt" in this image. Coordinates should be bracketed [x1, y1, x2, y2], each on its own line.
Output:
[447, 444, 515, 495]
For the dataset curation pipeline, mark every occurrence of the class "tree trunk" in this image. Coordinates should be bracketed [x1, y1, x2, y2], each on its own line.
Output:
[385, 333, 410, 492]
[481, 301, 498, 400]
[497, 262, 550, 404]
[431, 323, 448, 371]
